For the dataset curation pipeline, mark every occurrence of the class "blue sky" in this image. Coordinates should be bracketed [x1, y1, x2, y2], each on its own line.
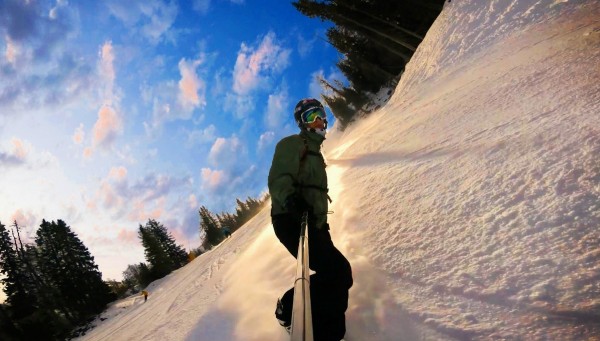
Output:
[0, 0, 344, 280]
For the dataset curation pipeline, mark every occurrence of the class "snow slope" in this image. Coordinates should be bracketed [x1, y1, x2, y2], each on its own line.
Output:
[76, 1, 600, 340]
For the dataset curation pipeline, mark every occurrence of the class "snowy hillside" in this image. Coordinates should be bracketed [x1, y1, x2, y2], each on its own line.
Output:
[76, 1, 600, 340]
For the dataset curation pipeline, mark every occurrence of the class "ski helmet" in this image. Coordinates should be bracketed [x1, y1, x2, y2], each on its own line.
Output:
[294, 98, 327, 129]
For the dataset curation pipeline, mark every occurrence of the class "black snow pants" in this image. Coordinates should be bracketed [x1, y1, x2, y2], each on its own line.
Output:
[273, 212, 353, 341]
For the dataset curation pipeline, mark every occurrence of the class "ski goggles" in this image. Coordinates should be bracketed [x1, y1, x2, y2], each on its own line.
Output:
[301, 107, 327, 124]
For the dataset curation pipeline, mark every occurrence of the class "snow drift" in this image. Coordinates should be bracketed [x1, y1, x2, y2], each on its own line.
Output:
[77, 1, 600, 340]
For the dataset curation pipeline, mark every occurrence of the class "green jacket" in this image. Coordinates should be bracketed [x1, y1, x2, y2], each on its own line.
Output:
[268, 130, 329, 229]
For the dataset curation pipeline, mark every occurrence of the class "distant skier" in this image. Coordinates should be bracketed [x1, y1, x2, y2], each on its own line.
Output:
[142, 290, 148, 302]
[268, 98, 353, 341]
[222, 226, 231, 238]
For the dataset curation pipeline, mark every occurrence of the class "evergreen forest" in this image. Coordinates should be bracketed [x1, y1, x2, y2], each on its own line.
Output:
[0, 195, 267, 340]
[293, 0, 446, 129]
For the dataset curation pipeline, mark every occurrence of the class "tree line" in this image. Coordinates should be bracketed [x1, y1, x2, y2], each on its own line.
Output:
[199, 196, 268, 251]
[0, 194, 268, 340]
[121, 195, 269, 295]
[0, 220, 114, 340]
[293, 0, 446, 129]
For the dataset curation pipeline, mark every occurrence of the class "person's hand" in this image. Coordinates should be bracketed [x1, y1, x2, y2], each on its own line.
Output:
[284, 193, 305, 212]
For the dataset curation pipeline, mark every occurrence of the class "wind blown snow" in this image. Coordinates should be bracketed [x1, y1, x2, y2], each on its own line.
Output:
[76, 1, 599, 340]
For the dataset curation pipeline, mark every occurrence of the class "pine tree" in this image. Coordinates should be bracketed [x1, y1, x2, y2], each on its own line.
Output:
[235, 197, 264, 228]
[0, 222, 37, 319]
[10, 222, 50, 315]
[122, 264, 140, 291]
[1, 221, 76, 340]
[35, 219, 113, 321]
[292, 0, 446, 129]
[216, 212, 237, 233]
[0, 303, 22, 340]
[234, 198, 250, 227]
[198, 195, 268, 247]
[245, 196, 262, 213]
[123, 262, 153, 290]
[138, 225, 174, 280]
[144, 219, 188, 269]
[199, 206, 223, 249]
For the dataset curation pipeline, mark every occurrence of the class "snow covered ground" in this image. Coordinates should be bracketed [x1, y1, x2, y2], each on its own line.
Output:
[75, 1, 600, 340]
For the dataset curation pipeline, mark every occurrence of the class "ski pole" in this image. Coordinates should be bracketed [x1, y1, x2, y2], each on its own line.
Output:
[290, 211, 313, 341]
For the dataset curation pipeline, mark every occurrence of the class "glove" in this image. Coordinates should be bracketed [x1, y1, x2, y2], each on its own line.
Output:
[283, 193, 305, 212]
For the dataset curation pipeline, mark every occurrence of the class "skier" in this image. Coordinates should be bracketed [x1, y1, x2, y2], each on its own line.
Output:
[268, 98, 353, 341]
[222, 226, 231, 238]
[142, 290, 148, 302]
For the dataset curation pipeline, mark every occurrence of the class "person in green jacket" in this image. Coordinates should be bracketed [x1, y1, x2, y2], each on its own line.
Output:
[269, 98, 352, 341]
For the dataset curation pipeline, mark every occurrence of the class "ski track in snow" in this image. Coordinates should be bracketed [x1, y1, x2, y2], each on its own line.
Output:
[76, 1, 599, 340]
[78, 217, 263, 341]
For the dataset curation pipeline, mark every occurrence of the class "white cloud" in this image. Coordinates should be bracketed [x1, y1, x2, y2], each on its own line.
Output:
[99, 179, 124, 210]
[221, 32, 292, 119]
[208, 136, 243, 167]
[0, 53, 94, 114]
[192, 0, 211, 14]
[223, 92, 255, 119]
[92, 105, 122, 148]
[188, 194, 199, 209]
[204, 136, 251, 197]
[258, 131, 275, 151]
[232, 32, 291, 95]
[178, 58, 206, 112]
[106, 0, 143, 26]
[89, 168, 192, 222]
[0, 1, 92, 113]
[140, 1, 178, 44]
[73, 124, 85, 145]
[100, 41, 116, 103]
[193, 0, 244, 14]
[144, 95, 173, 135]
[109, 166, 128, 182]
[146, 148, 158, 159]
[200, 167, 226, 192]
[0, 138, 29, 167]
[297, 32, 316, 59]
[144, 84, 185, 135]
[144, 57, 209, 135]
[127, 197, 166, 222]
[49, 0, 68, 20]
[4, 35, 18, 65]
[96, 167, 129, 207]
[83, 147, 93, 159]
[106, 0, 178, 44]
[187, 124, 217, 146]
[0, 140, 78, 240]
[88, 41, 122, 151]
[11, 138, 28, 160]
[265, 85, 289, 129]
[211, 69, 227, 97]
[10, 209, 37, 241]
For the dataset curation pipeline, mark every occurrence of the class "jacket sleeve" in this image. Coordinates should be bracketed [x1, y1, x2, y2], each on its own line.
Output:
[268, 136, 302, 208]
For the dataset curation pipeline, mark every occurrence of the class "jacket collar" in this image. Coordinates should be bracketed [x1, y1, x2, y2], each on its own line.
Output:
[300, 129, 325, 145]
